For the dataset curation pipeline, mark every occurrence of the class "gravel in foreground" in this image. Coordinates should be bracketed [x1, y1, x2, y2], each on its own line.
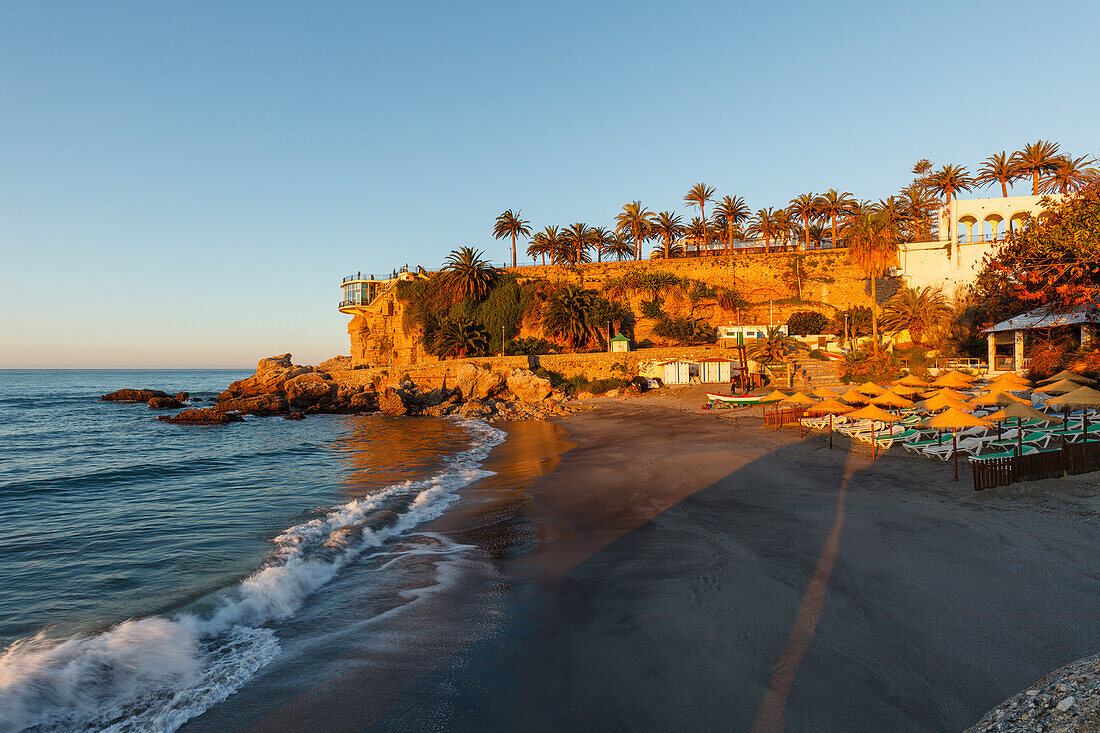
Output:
[967, 652, 1100, 732]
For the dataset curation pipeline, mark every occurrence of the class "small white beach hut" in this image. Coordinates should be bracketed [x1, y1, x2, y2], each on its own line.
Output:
[698, 358, 733, 383]
[659, 359, 696, 385]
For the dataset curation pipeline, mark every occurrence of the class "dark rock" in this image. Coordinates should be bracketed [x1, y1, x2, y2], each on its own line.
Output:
[175, 392, 190, 402]
[284, 372, 337, 409]
[101, 389, 169, 402]
[285, 411, 305, 420]
[148, 397, 184, 409]
[159, 408, 243, 425]
[214, 393, 289, 416]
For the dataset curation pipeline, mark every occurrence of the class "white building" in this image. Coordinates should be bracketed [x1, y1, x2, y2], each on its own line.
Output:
[896, 194, 1057, 297]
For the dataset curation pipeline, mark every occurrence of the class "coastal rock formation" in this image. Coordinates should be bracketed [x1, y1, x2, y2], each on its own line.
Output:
[175, 392, 190, 402]
[505, 370, 553, 403]
[455, 364, 506, 401]
[147, 397, 184, 409]
[158, 408, 244, 425]
[284, 372, 337, 409]
[215, 393, 289, 416]
[219, 354, 312, 400]
[101, 389, 170, 402]
[378, 387, 410, 416]
[318, 355, 353, 372]
[285, 411, 305, 420]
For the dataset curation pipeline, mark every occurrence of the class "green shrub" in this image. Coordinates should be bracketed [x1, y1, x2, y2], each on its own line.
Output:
[586, 377, 630, 394]
[787, 310, 831, 336]
[504, 337, 556, 355]
[640, 299, 664, 320]
[808, 349, 828, 360]
[653, 317, 716, 345]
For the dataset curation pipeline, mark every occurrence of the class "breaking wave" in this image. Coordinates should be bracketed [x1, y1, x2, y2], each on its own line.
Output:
[0, 419, 505, 732]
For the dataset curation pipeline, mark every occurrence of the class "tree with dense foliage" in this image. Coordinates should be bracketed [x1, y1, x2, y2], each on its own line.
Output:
[977, 152, 1020, 197]
[561, 222, 594, 265]
[748, 207, 783, 253]
[714, 195, 750, 255]
[927, 164, 973, 205]
[615, 200, 655, 261]
[787, 310, 831, 336]
[843, 211, 899, 354]
[434, 317, 489, 358]
[651, 211, 685, 259]
[1012, 140, 1062, 195]
[684, 183, 716, 244]
[442, 247, 498, 302]
[898, 181, 939, 240]
[605, 233, 636, 261]
[1040, 155, 1100, 195]
[493, 209, 531, 269]
[685, 216, 711, 255]
[819, 189, 856, 249]
[589, 226, 615, 263]
[526, 229, 551, 266]
[880, 286, 951, 344]
[975, 181, 1100, 315]
[787, 193, 820, 250]
[541, 285, 602, 349]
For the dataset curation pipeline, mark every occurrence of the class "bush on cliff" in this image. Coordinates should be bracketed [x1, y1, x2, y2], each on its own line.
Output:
[653, 316, 716, 345]
[787, 310, 832, 336]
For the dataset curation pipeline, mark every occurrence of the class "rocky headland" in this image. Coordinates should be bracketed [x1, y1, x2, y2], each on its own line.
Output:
[104, 354, 589, 424]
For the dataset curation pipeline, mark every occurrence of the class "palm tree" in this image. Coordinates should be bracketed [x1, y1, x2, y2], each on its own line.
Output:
[747, 326, 807, 365]
[872, 196, 909, 234]
[774, 209, 795, 250]
[589, 226, 615, 263]
[685, 216, 711, 256]
[562, 222, 594, 265]
[714, 195, 750, 255]
[843, 211, 899, 355]
[541, 285, 600, 350]
[442, 247, 498, 301]
[927, 164, 973, 205]
[527, 230, 551, 266]
[880, 286, 951, 345]
[605, 233, 636, 261]
[787, 193, 820, 250]
[748, 207, 783, 253]
[819, 189, 856, 249]
[899, 182, 938, 240]
[976, 152, 1020, 197]
[1012, 140, 1062, 194]
[434, 317, 489, 359]
[1039, 155, 1100, 194]
[684, 183, 716, 243]
[493, 209, 531, 269]
[652, 211, 685, 259]
[614, 201, 655, 260]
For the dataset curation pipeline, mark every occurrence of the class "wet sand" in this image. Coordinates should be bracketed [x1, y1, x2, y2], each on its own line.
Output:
[195, 403, 1100, 732]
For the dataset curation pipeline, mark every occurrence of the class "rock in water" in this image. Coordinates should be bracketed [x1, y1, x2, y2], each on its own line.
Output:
[101, 389, 170, 402]
[148, 397, 184, 409]
[284, 411, 305, 420]
[506, 369, 553, 403]
[218, 353, 312, 400]
[175, 392, 190, 402]
[159, 408, 244, 425]
[284, 372, 337, 409]
[378, 387, 410, 416]
[214, 393, 289, 416]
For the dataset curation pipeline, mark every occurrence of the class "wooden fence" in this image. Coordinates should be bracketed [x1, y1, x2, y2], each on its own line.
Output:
[762, 406, 810, 429]
[972, 441, 1100, 490]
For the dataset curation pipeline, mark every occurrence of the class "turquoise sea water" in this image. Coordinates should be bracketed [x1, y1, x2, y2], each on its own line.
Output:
[0, 370, 502, 731]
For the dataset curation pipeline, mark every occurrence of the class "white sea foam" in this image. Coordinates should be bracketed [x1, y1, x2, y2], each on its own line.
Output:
[0, 419, 504, 732]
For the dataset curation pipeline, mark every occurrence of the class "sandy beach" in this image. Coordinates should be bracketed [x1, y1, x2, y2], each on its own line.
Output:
[187, 396, 1100, 732]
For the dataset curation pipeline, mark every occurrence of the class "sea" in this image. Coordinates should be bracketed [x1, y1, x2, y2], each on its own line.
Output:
[0, 370, 508, 732]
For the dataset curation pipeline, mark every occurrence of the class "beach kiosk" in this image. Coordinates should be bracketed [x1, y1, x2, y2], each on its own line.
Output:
[609, 333, 631, 353]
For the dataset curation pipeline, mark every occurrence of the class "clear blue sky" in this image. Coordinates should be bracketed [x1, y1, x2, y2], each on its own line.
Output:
[2, 0, 1097, 367]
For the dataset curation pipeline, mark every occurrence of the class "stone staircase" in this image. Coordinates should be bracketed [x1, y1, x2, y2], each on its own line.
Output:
[793, 358, 845, 390]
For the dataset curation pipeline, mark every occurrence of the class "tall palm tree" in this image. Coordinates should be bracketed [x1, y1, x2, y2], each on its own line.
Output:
[652, 211, 685, 259]
[714, 195, 750, 255]
[872, 196, 910, 234]
[606, 233, 636, 261]
[614, 201, 655, 260]
[977, 152, 1020, 197]
[881, 286, 951, 345]
[773, 209, 795, 250]
[927, 164, 973, 205]
[684, 183, 716, 243]
[685, 216, 710, 256]
[819, 189, 856, 249]
[748, 207, 783, 253]
[562, 222, 594, 265]
[747, 326, 807, 365]
[588, 226, 614, 263]
[442, 247, 498, 302]
[843, 211, 899, 355]
[1039, 155, 1100, 194]
[527, 231, 551, 265]
[1012, 140, 1062, 194]
[899, 181, 938, 241]
[787, 193, 820, 250]
[493, 209, 531, 269]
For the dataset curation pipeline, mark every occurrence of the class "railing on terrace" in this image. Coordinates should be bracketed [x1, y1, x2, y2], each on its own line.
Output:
[897, 356, 986, 372]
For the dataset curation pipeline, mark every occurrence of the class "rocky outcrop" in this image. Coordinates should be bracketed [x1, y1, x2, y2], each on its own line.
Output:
[506, 369, 553, 403]
[284, 372, 337, 409]
[159, 408, 244, 425]
[148, 397, 184, 409]
[219, 354, 312, 401]
[455, 364, 506, 401]
[215, 393, 289, 416]
[175, 392, 190, 402]
[378, 387, 410, 416]
[285, 411, 305, 420]
[377, 385, 457, 416]
[318, 355, 353, 372]
[101, 389, 170, 402]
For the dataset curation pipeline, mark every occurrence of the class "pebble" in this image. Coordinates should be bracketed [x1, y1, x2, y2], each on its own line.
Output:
[1055, 696, 1074, 712]
[966, 652, 1099, 732]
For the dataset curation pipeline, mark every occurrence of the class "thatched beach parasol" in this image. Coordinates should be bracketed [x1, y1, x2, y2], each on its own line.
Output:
[1045, 386, 1100, 443]
[811, 387, 841, 399]
[913, 394, 974, 413]
[919, 408, 993, 480]
[1037, 379, 1086, 395]
[856, 381, 886, 396]
[1038, 370, 1097, 386]
[889, 384, 925, 397]
[932, 370, 975, 388]
[986, 402, 1062, 452]
[839, 389, 871, 405]
[846, 404, 903, 461]
[896, 375, 930, 387]
[969, 391, 1028, 408]
[989, 372, 1032, 389]
[806, 398, 855, 449]
[779, 391, 817, 405]
[929, 388, 971, 401]
[870, 391, 914, 408]
[758, 390, 789, 403]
